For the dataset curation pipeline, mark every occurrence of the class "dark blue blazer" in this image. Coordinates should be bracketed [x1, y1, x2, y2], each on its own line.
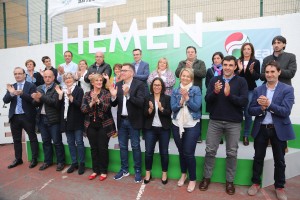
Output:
[111, 79, 145, 129]
[3, 81, 37, 122]
[132, 60, 150, 95]
[249, 82, 295, 141]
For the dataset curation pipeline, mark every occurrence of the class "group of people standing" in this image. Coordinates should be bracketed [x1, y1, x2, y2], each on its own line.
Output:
[4, 35, 296, 200]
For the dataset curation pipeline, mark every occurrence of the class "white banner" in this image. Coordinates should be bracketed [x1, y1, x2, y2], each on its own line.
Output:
[48, 0, 126, 18]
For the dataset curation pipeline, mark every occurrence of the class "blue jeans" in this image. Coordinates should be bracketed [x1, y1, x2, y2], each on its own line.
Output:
[66, 130, 85, 164]
[144, 127, 170, 172]
[244, 90, 253, 137]
[172, 122, 200, 181]
[39, 115, 65, 164]
[118, 118, 141, 172]
[252, 126, 287, 188]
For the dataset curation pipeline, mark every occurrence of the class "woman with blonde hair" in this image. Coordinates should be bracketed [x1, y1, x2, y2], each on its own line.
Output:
[147, 58, 175, 95]
[81, 73, 116, 181]
[171, 68, 202, 193]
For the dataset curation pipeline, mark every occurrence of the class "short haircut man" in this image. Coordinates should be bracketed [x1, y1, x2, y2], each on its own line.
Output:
[32, 70, 65, 172]
[132, 48, 150, 96]
[3, 67, 39, 169]
[109, 63, 145, 183]
[84, 51, 112, 84]
[247, 61, 295, 200]
[200, 56, 248, 195]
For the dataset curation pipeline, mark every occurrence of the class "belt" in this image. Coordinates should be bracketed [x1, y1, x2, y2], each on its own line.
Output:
[121, 115, 129, 119]
[261, 124, 275, 129]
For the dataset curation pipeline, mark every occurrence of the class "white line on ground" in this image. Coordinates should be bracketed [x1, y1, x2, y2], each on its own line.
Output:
[261, 188, 272, 200]
[136, 182, 146, 200]
[18, 179, 54, 200]
[39, 179, 54, 191]
[19, 190, 34, 200]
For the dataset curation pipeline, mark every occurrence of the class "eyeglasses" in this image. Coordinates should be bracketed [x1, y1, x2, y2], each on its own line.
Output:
[121, 69, 132, 73]
[14, 73, 24, 76]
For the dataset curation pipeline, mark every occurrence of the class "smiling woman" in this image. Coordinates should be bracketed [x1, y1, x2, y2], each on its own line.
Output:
[171, 68, 202, 193]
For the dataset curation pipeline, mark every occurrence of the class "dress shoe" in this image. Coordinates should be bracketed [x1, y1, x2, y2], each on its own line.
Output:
[78, 163, 85, 175]
[99, 174, 107, 181]
[89, 173, 98, 180]
[56, 163, 65, 171]
[67, 163, 78, 173]
[199, 178, 210, 191]
[243, 136, 249, 146]
[161, 178, 168, 185]
[29, 159, 38, 168]
[143, 175, 152, 184]
[226, 181, 235, 195]
[39, 163, 52, 171]
[8, 159, 23, 169]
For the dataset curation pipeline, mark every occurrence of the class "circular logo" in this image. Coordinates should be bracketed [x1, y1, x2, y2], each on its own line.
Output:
[224, 32, 250, 58]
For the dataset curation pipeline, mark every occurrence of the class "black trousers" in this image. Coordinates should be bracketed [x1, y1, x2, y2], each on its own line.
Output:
[10, 114, 38, 160]
[87, 123, 110, 174]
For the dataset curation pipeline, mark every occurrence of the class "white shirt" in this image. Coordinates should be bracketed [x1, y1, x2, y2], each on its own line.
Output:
[57, 61, 78, 85]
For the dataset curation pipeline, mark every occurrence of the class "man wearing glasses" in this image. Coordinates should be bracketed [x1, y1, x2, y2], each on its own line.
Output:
[108, 63, 145, 183]
[3, 67, 39, 169]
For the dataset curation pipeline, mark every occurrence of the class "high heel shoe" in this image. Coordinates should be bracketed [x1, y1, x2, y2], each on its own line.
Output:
[88, 173, 98, 180]
[187, 181, 196, 193]
[177, 176, 187, 187]
[161, 178, 168, 185]
[143, 175, 152, 184]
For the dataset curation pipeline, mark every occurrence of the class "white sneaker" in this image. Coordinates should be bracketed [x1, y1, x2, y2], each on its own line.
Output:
[275, 188, 287, 200]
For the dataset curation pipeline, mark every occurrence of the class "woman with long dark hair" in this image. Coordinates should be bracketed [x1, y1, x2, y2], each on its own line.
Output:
[237, 43, 260, 146]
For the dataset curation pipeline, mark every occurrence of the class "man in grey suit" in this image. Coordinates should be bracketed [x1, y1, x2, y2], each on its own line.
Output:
[247, 61, 295, 200]
[132, 48, 150, 96]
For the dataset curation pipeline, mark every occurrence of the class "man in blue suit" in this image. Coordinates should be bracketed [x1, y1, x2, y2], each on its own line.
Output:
[3, 67, 38, 169]
[132, 48, 150, 96]
[247, 61, 295, 200]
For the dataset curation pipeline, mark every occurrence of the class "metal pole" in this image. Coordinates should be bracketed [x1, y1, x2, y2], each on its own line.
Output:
[3, 2, 7, 48]
[26, 0, 30, 45]
[45, 0, 48, 43]
[260, 0, 263, 17]
[167, 0, 170, 27]
[40, 15, 42, 44]
[97, 8, 100, 35]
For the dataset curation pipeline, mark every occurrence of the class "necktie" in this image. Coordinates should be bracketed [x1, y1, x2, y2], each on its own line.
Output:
[16, 83, 24, 114]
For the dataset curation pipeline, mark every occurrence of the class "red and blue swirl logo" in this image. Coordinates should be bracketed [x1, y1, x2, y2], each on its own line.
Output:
[225, 32, 250, 58]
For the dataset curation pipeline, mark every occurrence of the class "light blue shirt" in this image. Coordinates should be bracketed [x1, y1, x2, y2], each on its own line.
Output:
[15, 80, 25, 114]
[57, 61, 78, 86]
[262, 83, 278, 124]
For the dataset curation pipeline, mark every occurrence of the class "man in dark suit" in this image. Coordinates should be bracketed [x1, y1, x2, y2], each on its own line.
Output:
[109, 63, 145, 183]
[247, 61, 295, 200]
[3, 67, 38, 169]
[132, 48, 150, 96]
